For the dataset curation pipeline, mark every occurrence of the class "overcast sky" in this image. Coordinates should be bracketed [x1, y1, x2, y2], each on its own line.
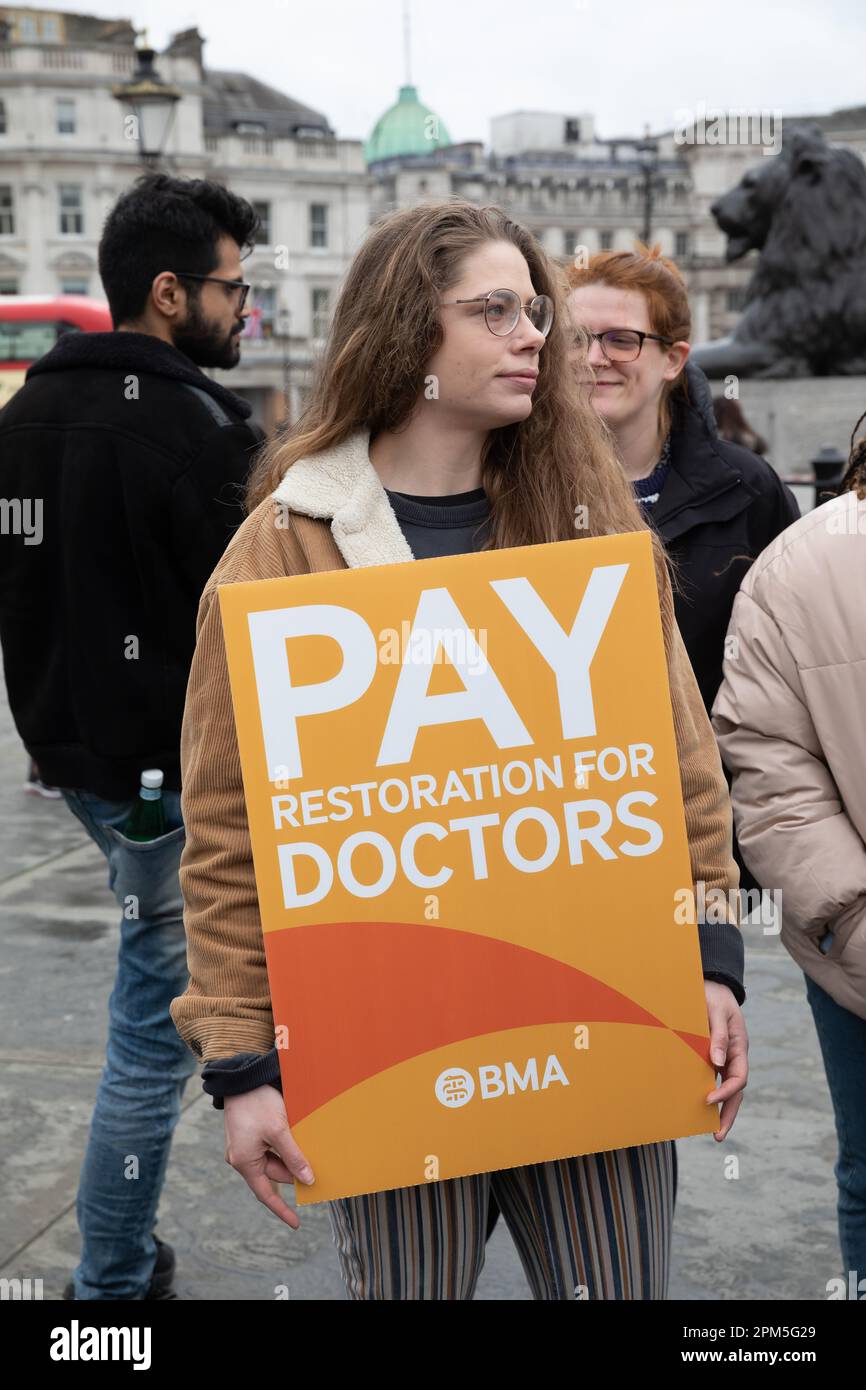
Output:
[47, 0, 866, 144]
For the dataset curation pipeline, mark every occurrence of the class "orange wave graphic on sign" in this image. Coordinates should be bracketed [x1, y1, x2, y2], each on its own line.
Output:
[266, 921, 710, 1124]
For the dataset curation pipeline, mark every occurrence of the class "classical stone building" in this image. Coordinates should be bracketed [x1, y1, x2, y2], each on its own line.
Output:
[0, 6, 371, 428]
[2, 5, 864, 425]
[371, 106, 693, 259]
[367, 97, 866, 347]
[368, 102, 706, 324]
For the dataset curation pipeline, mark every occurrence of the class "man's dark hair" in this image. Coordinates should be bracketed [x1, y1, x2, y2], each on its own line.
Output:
[98, 173, 260, 326]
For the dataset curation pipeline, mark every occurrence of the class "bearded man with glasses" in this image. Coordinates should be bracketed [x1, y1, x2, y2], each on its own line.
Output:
[0, 171, 265, 1301]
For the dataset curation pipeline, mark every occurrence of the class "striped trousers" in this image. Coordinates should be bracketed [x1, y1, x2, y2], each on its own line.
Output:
[327, 1140, 677, 1300]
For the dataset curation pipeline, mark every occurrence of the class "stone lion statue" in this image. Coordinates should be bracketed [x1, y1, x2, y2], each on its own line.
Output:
[691, 126, 866, 378]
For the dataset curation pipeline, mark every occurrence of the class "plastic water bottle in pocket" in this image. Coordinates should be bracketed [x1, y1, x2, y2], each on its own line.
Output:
[123, 769, 167, 841]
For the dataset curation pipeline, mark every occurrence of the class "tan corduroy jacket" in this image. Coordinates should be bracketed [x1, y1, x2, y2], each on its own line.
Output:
[170, 427, 740, 1062]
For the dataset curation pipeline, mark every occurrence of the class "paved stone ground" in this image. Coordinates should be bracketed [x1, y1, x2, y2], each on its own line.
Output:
[0, 675, 843, 1301]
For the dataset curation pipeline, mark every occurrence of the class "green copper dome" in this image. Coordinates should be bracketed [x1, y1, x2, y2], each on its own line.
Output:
[365, 84, 452, 163]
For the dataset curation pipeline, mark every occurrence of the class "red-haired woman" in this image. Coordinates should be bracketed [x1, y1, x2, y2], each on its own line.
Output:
[171, 205, 747, 1300]
[565, 247, 798, 717]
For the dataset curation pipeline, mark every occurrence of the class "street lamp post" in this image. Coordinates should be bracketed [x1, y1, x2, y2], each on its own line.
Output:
[635, 135, 659, 245]
[112, 45, 181, 168]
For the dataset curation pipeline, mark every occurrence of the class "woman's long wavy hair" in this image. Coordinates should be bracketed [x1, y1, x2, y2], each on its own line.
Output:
[246, 199, 662, 572]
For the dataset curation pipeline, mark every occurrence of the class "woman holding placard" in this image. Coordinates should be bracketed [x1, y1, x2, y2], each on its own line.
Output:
[170, 201, 748, 1300]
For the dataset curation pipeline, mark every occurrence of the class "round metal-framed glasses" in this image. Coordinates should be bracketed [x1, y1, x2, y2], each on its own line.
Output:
[441, 288, 554, 337]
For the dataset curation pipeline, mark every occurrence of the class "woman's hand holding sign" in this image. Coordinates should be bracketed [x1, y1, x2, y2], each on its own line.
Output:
[224, 1086, 315, 1229]
[221, 980, 748, 1228]
[704, 981, 748, 1141]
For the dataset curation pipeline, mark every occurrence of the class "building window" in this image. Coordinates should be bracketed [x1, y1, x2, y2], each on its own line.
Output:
[0, 279, 18, 294]
[0, 185, 14, 235]
[674, 231, 690, 259]
[599, 230, 613, 251]
[564, 118, 581, 143]
[563, 230, 578, 257]
[252, 201, 271, 245]
[0, 101, 6, 135]
[727, 287, 748, 313]
[42, 15, 61, 41]
[309, 203, 328, 249]
[60, 277, 89, 295]
[311, 287, 331, 338]
[296, 138, 337, 158]
[56, 98, 76, 135]
[59, 185, 83, 235]
[20, 15, 38, 41]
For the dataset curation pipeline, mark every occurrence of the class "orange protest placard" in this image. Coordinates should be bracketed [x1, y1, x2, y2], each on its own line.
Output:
[218, 530, 717, 1205]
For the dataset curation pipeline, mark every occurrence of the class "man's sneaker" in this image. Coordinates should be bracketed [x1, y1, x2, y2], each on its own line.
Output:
[23, 777, 62, 798]
[23, 761, 62, 798]
[63, 1236, 176, 1300]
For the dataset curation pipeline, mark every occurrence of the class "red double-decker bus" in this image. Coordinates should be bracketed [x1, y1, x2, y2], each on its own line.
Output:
[0, 295, 113, 408]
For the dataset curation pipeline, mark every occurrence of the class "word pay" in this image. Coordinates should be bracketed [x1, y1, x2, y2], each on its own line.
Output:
[248, 563, 630, 780]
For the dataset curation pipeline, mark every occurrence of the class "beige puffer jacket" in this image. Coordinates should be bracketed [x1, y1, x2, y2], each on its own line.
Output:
[712, 488, 866, 1019]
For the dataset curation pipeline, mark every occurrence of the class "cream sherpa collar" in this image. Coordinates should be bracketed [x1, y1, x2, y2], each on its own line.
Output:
[271, 426, 416, 570]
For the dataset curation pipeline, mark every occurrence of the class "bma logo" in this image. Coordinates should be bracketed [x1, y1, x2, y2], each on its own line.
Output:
[435, 1067, 475, 1107]
[435, 1055, 569, 1107]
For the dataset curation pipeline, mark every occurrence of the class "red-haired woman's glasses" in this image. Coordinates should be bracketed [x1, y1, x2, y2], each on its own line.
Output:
[583, 328, 673, 362]
[441, 288, 554, 337]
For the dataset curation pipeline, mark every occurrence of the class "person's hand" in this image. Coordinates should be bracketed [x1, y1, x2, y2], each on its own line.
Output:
[223, 1085, 315, 1229]
[704, 981, 748, 1141]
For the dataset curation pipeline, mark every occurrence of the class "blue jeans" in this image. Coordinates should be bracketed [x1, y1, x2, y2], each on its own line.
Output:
[805, 973, 866, 1285]
[59, 787, 197, 1299]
